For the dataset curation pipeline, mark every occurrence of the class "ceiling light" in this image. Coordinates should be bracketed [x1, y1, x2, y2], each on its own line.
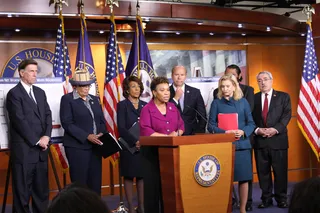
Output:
[266, 26, 271, 32]
[197, 22, 203, 25]
[144, 17, 150, 22]
[176, 32, 180, 35]
[15, 29, 20, 32]
[99, 30, 104, 34]
[301, 33, 305, 36]
[241, 33, 246, 36]
[238, 23, 243, 28]
[7, 14, 12, 18]
[209, 32, 214, 36]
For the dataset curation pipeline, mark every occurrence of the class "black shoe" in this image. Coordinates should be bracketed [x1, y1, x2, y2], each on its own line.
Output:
[246, 204, 252, 211]
[258, 200, 273, 209]
[277, 201, 288, 208]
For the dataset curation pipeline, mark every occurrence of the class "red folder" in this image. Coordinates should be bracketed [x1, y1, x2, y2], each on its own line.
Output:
[218, 113, 238, 130]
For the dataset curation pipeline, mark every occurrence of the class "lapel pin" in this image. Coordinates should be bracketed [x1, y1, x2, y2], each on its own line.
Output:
[187, 90, 190, 93]
[169, 106, 172, 110]
[273, 94, 276, 97]
[91, 101, 94, 105]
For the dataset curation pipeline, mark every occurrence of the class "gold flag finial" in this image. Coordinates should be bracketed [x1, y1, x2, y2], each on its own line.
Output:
[49, 0, 69, 12]
[78, 0, 84, 15]
[106, 0, 119, 14]
[136, 0, 140, 16]
[303, 5, 315, 23]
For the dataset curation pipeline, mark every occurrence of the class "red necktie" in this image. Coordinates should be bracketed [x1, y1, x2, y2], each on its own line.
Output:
[262, 93, 268, 126]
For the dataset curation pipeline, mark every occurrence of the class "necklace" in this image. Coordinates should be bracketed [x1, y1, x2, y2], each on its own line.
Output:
[130, 99, 139, 104]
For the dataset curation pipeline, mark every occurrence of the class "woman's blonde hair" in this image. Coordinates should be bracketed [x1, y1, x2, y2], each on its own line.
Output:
[217, 74, 243, 101]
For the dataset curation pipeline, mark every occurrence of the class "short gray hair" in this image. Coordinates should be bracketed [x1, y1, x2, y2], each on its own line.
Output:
[256, 71, 273, 80]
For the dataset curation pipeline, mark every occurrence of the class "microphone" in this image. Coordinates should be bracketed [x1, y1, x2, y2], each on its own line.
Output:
[185, 105, 208, 123]
[185, 105, 213, 133]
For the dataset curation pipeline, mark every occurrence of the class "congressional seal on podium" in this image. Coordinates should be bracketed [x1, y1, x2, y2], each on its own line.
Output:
[194, 154, 221, 187]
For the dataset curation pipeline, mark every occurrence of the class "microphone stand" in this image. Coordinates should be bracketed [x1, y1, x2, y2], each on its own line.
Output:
[113, 157, 128, 213]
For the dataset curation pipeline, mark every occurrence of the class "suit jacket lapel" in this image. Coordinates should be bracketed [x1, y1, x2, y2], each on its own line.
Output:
[170, 84, 182, 112]
[18, 83, 41, 119]
[74, 98, 91, 116]
[148, 100, 168, 121]
[125, 99, 140, 117]
[33, 87, 44, 119]
[169, 85, 175, 99]
[183, 84, 190, 113]
[240, 84, 246, 97]
[268, 90, 278, 113]
[256, 92, 263, 126]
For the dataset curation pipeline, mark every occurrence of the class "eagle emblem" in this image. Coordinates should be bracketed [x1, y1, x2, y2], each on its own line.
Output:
[200, 162, 214, 177]
[194, 155, 221, 187]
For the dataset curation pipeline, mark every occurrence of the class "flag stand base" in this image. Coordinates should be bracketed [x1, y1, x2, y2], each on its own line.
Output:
[112, 202, 128, 213]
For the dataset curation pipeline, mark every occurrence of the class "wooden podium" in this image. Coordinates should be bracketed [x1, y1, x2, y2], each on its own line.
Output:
[140, 133, 235, 213]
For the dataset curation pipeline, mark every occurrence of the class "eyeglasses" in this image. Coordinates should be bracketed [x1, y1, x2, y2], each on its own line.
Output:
[257, 79, 271, 84]
[79, 85, 92, 88]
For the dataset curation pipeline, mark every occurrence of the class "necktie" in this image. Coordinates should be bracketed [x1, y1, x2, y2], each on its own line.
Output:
[262, 93, 268, 126]
[179, 94, 184, 112]
[29, 88, 37, 105]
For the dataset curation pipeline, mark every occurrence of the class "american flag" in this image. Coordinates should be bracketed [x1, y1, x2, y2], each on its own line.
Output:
[53, 13, 73, 93]
[103, 14, 125, 163]
[297, 23, 320, 161]
[50, 12, 71, 172]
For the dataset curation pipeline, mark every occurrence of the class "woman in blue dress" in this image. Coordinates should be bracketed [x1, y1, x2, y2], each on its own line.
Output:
[208, 74, 255, 213]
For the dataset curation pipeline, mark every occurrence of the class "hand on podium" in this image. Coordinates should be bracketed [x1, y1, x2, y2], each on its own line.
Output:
[168, 131, 178, 137]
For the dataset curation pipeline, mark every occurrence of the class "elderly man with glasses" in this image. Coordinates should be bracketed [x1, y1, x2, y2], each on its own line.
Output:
[252, 71, 292, 209]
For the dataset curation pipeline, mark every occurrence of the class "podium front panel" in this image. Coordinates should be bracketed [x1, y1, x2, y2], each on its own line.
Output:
[179, 142, 234, 213]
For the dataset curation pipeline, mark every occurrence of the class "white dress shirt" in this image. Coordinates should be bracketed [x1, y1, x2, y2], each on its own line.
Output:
[20, 80, 37, 104]
[255, 88, 278, 134]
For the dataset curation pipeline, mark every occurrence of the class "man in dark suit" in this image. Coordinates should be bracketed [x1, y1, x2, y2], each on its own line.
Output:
[213, 64, 254, 211]
[6, 59, 52, 213]
[253, 71, 291, 209]
[169, 65, 207, 135]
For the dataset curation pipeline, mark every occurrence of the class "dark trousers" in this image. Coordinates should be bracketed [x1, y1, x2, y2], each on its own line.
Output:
[254, 148, 288, 203]
[247, 149, 253, 205]
[65, 147, 102, 195]
[142, 147, 163, 213]
[12, 161, 49, 213]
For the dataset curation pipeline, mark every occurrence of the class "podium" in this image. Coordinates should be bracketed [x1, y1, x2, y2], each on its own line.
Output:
[140, 133, 235, 213]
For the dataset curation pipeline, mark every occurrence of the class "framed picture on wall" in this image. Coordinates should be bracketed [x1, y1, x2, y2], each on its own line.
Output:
[126, 49, 247, 84]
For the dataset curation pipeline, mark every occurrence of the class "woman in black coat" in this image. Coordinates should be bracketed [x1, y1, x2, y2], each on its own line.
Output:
[117, 76, 147, 213]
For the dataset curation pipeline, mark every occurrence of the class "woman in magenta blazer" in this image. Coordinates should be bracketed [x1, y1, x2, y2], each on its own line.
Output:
[140, 76, 184, 213]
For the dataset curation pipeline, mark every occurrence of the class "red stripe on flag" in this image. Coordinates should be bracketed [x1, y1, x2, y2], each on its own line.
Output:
[50, 144, 69, 172]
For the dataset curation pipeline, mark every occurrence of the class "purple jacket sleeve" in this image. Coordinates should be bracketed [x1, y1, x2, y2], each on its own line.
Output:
[139, 106, 155, 136]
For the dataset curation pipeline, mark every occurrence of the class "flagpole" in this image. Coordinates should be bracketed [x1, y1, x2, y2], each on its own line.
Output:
[106, 2, 128, 213]
[136, 1, 141, 78]
[302, 4, 319, 177]
[79, 0, 86, 68]
[50, 0, 70, 189]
